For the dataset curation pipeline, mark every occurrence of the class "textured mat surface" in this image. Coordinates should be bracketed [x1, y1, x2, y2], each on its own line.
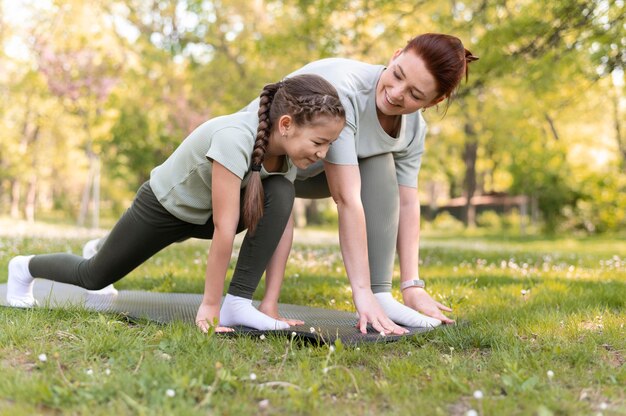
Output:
[0, 280, 433, 345]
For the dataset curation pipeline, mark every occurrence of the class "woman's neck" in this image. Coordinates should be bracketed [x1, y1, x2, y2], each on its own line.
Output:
[377, 109, 402, 137]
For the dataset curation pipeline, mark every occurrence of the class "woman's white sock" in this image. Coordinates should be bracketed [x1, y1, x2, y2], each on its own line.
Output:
[374, 292, 441, 328]
[7, 255, 37, 308]
[220, 294, 290, 330]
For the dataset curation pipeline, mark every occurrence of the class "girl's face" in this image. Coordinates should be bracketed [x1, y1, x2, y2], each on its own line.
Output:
[283, 116, 344, 169]
[375, 50, 442, 116]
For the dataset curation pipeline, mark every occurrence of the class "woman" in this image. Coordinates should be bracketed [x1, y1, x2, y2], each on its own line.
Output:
[6, 74, 347, 333]
[236, 33, 478, 331]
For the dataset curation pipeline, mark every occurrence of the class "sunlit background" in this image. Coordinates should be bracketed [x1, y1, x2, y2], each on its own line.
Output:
[1, 0, 624, 234]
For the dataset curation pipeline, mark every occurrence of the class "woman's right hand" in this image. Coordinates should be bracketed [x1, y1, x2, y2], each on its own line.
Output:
[195, 303, 234, 333]
[352, 289, 408, 335]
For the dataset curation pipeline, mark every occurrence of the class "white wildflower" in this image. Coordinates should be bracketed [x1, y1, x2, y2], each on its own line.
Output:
[166, 389, 175, 398]
[473, 390, 483, 399]
[38, 354, 47, 362]
[547, 370, 554, 379]
[249, 373, 257, 381]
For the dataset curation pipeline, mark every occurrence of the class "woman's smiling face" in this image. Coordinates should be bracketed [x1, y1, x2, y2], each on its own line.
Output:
[375, 49, 442, 116]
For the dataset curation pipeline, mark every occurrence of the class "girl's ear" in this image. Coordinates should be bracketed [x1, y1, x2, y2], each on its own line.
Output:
[388, 48, 403, 65]
[277, 115, 293, 136]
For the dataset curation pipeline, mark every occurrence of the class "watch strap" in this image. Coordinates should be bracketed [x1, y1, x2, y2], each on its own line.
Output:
[400, 279, 425, 290]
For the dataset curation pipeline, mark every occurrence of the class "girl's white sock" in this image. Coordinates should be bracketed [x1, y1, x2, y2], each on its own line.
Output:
[220, 294, 290, 331]
[7, 255, 37, 308]
[374, 292, 441, 328]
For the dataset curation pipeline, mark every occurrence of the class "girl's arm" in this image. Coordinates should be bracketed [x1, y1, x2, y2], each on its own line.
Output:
[324, 162, 407, 335]
[397, 185, 454, 324]
[195, 162, 243, 333]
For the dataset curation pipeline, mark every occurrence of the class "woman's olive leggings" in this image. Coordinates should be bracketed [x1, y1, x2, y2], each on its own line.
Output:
[29, 177, 294, 299]
[231, 153, 399, 294]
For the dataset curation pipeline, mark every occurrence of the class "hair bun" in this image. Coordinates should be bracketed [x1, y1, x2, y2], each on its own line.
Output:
[465, 49, 479, 63]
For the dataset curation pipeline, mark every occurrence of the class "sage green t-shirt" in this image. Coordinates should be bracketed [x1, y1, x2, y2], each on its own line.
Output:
[242, 58, 427, 188]
[150, 112, 296, 224]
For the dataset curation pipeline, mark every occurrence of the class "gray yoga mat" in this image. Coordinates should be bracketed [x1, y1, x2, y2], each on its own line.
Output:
[0, 280, 434, 345]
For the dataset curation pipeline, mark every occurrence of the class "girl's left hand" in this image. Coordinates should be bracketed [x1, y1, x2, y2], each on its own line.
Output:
[195, 303, 234, 333]
[402, 287, 455, 324]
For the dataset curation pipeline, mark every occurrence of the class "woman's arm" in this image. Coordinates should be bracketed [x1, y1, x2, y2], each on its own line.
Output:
[195, 162, 243, 333]
[397, 185, 454, 324]
[324, 162, 407, 335]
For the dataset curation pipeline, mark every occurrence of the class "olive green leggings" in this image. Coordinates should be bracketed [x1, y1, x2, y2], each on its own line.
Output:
[29, 178, 294, 299]
[291, 153, 399, 293]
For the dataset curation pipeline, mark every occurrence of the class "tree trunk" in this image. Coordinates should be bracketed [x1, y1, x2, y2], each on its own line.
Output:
[78, 156, 94, 227]
[10, 179, 21, 219]
[91, 156, 100, 229]
[462, 122, 478, 228]
[612, 93, 625, 170]
[25, 175, 37, 223]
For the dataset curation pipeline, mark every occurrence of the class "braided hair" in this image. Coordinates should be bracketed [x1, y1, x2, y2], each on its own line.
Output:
[243, 74, 345, 233]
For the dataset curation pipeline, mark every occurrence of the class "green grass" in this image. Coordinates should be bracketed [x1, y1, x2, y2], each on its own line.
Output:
[1, 233, 625, 415]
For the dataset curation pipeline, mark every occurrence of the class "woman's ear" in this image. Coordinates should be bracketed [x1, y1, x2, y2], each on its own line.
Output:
[425, 96, 446, 108]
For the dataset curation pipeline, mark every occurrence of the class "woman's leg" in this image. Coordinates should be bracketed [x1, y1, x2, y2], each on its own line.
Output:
[359, 154, 440, 327]
[220, 176, 295, 329]
[358, 154, 399, 293]
[7, 182, 198, 306]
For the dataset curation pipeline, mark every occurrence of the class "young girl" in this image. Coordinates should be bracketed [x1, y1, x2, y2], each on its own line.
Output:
[236, 33, 478, 332]
[6, 74, 346, 333]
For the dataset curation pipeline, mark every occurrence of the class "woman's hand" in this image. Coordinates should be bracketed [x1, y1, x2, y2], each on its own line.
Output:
[353, 289, 408, 335]
[402, 287, 455, 324]
[195, 302, 234, 333]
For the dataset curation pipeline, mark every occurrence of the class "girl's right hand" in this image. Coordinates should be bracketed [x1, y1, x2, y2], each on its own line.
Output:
[195, 303, 234, 333]
[352, 289, 408, 335]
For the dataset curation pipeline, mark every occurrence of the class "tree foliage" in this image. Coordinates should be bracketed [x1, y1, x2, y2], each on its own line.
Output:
[1, 0, 624, 232]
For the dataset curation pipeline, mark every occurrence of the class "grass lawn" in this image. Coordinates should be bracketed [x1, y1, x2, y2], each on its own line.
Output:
[0, 230, 625, 415]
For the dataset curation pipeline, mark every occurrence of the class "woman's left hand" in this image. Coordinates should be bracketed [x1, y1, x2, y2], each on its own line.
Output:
[402, 287, 455, 324]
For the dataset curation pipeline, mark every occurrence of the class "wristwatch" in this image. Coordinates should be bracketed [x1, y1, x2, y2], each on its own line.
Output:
[400, 279, 426, 291]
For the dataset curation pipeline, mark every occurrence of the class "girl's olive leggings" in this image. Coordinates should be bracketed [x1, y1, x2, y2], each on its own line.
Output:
[29, 177, 294, 299]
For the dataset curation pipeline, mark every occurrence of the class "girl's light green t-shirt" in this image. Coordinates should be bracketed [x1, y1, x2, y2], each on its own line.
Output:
[150, 112, 296, 224]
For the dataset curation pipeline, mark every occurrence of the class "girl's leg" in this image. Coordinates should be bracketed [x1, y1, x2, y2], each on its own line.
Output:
[257, 174, 332, 319]
[359, 154, 440, 327]
[220, 176, 295, 329]
[7, 182, 197, 306]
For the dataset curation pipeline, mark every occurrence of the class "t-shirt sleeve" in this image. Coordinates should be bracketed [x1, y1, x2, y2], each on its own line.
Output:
[206, 127, 252, 180]
[323, 97, 358, 166]
[394, 125, 426, 188]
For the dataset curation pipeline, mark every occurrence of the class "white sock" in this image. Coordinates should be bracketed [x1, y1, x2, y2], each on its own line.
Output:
[219, 294, 290, 331]
[7, 255, 37, 308]
[374, 292, 441, 328]
[82, 238, 118, 296]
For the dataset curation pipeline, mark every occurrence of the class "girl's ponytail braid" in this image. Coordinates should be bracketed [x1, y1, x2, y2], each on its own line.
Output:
[243, 81, 282, 233]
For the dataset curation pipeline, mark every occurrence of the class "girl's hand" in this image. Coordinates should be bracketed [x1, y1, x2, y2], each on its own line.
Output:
[258, 300, 304, 326]
[353, 289, 408, 335]
[402, 288, 455, 324]
[195, 303, 234, 333]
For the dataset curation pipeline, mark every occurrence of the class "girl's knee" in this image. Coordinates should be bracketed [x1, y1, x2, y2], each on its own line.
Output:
[263, 177, 295, 210]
